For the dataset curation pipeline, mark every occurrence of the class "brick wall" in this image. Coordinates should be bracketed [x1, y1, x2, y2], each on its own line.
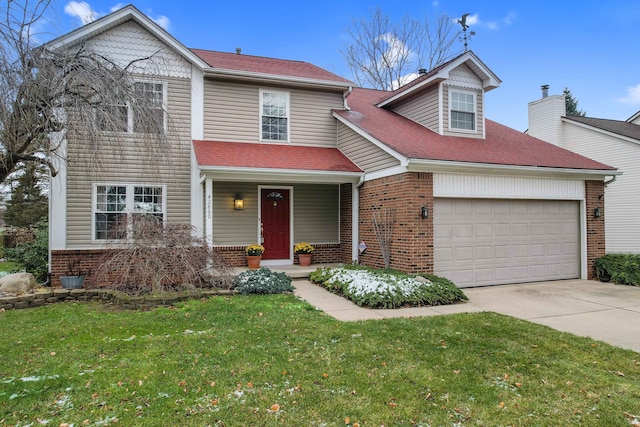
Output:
[216, 243, 343, 267]
[51, 249, 108, 288]
[585, 180, 606, 279]
[358, 172, 434, 273]
[339, 183, 354, 263]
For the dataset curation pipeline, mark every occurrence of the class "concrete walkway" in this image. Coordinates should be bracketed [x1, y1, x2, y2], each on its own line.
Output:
[293, 279, 640, 353]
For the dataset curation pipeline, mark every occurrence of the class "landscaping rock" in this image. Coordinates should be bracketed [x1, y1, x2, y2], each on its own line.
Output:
[0, 273, 38, 295]
[414, 276, 433, 284]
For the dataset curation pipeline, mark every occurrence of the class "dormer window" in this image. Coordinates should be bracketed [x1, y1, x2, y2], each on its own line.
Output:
[260, 90, 289, 141]
[449, 90, 476, 131]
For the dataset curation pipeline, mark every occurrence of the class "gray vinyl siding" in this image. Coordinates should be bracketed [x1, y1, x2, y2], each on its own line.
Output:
[203, 80, 343, 147]
[337, 122, 400, 172]
[294, 184, 339, 243]
[391, 85, 439, 132]
[66, 76, 192, 247]
[212, 182, 260, 245]
[211, 182, 339, 246]
[442, 85, 484, 138]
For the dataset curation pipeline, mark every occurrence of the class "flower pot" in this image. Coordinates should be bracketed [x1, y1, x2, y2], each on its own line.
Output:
[60, 275, 84, 289]
[298, 254, 312, 267]
[247, 256, 261, 269]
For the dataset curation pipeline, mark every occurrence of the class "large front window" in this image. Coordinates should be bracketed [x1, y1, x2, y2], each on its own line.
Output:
[450, 90, 475, 131]
[96, 81, 165, 134]
[94, 184, 165, 240]
[260, 90, 289, 141]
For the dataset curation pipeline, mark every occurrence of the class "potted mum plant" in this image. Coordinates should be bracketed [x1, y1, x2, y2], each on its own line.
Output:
[245, 244, 265, 269]
[294, 242, 314, 266]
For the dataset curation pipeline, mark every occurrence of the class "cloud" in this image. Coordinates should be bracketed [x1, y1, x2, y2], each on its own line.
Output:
[153, 15, 170, 30]
[64, 1, 97, 25]
[618, 84, 640, 104]
[462, 12, 515, 30]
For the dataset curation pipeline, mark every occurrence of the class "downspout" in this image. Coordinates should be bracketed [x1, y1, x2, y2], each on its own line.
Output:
[343, 86, 353, 111]
[604, 175, 617, 186]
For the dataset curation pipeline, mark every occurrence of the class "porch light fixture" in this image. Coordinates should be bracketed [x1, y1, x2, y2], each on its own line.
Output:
[421, 206, 428, 219]
[234, 196, 244, 210]
[594, 207, 601, 218]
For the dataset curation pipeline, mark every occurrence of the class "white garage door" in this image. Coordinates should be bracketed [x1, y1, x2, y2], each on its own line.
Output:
[434, 199, 580, 287]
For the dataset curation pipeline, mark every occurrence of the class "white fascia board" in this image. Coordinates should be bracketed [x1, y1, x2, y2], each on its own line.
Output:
[562, 118, 640, 146]
[376, 77, 445, 108]
[333, 113, 408, 166]
[45, 5, 209, 70]
[204, 68, 354, 91]
[199, 166, 363, 184]
[407, 158, 621, 180]
[377, 51, 501, 108]
[363, 166, 409, 182]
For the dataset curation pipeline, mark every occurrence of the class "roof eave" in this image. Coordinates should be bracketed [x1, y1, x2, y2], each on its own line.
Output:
[407, 158, 620, 179]
[198, 165, 363, 184]
[377, 51, 501, 108]
[44, 5, 209, 69]
[204, 68, 354, 90]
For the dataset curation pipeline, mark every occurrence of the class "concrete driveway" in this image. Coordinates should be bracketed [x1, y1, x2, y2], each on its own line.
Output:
[293, 279, 640, 353]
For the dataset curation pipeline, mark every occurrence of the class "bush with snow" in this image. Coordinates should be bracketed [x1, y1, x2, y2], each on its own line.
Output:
[310, 265, 466, 308]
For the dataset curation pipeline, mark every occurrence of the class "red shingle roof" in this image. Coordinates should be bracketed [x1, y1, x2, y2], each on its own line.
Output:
[193, 140, 362, 173]
[191, 49, 352, 84]
[335, 88, 616, 171]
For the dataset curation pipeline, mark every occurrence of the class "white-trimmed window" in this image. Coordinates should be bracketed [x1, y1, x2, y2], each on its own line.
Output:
[260, 90, 289, 141]
[94, 184, 166, 241]
[449, 90, 476, 131]
[97, 81, 166, 134]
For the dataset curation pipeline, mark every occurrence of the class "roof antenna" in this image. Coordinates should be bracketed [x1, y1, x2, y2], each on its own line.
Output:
[457, 13, 476, 51]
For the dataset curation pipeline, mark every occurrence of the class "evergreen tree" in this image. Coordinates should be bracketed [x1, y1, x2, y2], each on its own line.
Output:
[563, 87, 586, 116]
[4, 163, 48, 227]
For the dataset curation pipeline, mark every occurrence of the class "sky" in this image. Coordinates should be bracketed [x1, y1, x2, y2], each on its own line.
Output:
[40, 0, 640, 132]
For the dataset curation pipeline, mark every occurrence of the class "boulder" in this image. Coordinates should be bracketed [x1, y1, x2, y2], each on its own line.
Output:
[414, 275, 433, 284]
[0, 273, 38, 295]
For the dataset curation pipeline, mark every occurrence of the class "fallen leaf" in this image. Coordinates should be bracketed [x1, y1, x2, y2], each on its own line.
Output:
[50, 352, 56, 357]
[499, 401, 505, 408]
[322, 373, 329, 379]
[345, 417, 350, 424]
[616, 371, 625, 377]
[138, 380, 143, 386]
[270, 403, 280, 412]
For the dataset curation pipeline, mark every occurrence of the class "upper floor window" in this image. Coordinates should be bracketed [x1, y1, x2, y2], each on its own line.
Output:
[94, 184, 165, 241]
[97, 81, 166, 134]
[450, 90, 475, 131]
[260, 90, 289, 141]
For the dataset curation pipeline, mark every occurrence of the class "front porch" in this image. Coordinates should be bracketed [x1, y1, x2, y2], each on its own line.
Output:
[233, 262, 343, 279]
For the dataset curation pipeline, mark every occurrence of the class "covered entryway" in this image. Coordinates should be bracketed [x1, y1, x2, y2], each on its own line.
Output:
[434, 199, 580, 287]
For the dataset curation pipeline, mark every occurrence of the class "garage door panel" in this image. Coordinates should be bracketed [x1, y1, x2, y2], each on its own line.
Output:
[435, 199, 580, 287]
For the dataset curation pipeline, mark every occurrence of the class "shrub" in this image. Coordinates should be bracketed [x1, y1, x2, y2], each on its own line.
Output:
[595, 254, 640, 286]
[310, 265, 467, 309]
[93, 218, 233, 295]
[5, 222, 48, 283]
[233, 268, 294, 295]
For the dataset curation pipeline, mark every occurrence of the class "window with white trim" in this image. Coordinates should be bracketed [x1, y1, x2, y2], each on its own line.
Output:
[96, 81, 166, 134]
[94, 184, 165, 240]
[260, 90, 289, 141]
[449, 90, 476, 131]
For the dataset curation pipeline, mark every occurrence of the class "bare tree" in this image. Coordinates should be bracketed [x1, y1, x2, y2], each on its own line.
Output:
[342, 8, 459, 90]
[0, 0, 175, 185]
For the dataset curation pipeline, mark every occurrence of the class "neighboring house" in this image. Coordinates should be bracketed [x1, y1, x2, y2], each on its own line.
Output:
[48, 6, 617, 288]
[528, 89, 639, 254]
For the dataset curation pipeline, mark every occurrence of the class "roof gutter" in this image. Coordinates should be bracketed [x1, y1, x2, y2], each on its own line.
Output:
[203, 68, 353, 91]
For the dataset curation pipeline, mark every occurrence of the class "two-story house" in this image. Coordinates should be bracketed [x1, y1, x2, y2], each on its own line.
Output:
[48, 5, 617, 288]
[528, 88, 640, 254]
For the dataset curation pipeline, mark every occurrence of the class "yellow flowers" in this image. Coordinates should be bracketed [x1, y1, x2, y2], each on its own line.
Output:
[294, 242, 314, 254]
[245, 244, 265, 256]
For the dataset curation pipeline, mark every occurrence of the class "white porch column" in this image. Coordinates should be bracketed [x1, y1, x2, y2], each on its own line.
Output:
[351, 182, 359, 263]
[205, 178, 213, 245]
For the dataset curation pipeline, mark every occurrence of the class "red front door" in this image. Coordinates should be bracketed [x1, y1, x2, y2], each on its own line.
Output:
[261, 189, 290, 260]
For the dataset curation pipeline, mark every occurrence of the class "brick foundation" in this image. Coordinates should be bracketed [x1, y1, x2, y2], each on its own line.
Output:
[358, 172, 434, 273]
[586, 180, 606, 279]
[51, 249, 109, 288]
[216, 243, 343, 267]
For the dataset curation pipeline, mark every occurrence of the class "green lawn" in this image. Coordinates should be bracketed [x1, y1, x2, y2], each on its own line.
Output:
[1, 295, 639, 426]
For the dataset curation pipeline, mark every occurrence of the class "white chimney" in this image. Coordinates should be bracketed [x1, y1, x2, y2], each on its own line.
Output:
[527, 85, 566, 146]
